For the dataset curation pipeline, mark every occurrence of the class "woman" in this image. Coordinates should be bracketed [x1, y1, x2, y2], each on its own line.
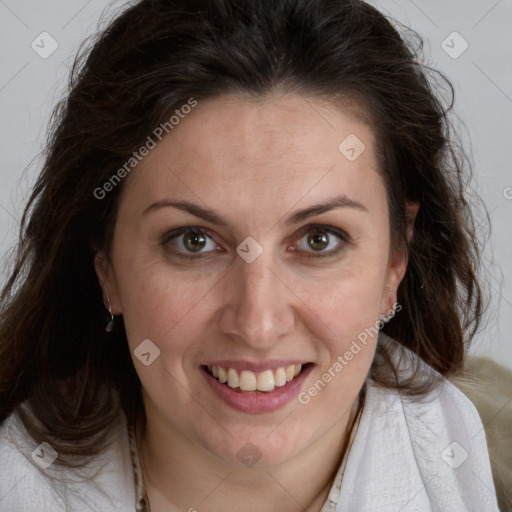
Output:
[0, 0, 501, 510]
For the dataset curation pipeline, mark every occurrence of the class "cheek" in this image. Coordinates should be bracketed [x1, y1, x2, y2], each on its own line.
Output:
[285, 249, 386, 390]
[306, 281, 378, 325]
[297, 277, 381, 404]
[306, 284, 381, 382]
[116, 258, 220, 355]
[291, 258, 385, 340]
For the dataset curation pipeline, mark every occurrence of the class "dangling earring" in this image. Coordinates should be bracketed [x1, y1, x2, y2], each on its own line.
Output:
[379, 308, 396, 324]
[105, 296, 115, 332]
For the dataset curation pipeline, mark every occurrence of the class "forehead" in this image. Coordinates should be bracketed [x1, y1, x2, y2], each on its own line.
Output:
[120, 92, 385, 221]
[165, 93, 374, 167]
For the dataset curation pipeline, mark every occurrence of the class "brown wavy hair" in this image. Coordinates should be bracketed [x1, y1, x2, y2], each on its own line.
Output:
[0, 0, 489, 463]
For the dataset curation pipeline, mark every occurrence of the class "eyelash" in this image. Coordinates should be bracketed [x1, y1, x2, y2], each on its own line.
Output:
[161, 225, 350, 261]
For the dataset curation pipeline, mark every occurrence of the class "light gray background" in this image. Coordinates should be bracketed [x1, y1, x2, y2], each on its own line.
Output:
[1, 0, 511, 369]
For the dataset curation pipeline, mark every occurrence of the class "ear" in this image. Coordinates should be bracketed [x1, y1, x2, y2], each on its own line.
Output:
[94, 251, 122, 315]
[380, 200, 420, 314]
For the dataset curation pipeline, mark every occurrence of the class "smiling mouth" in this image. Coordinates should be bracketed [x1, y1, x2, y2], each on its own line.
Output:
[203, 364, 310, 393]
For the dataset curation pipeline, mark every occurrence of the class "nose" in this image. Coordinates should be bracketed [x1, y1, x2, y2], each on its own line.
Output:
[217, 252, 296, 350]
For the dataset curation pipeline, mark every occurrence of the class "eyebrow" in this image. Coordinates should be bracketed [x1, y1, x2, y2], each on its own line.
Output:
[142, 194, 368, 226]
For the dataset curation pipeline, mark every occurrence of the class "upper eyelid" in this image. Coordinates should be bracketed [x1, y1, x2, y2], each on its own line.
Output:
[294, 224, 347, 237]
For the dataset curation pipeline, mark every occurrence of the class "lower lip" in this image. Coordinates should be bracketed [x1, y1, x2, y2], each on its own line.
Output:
[201, 365, 313, 414]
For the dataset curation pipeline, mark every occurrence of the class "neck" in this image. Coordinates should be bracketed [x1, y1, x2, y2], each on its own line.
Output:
[138, 393, 363, 512]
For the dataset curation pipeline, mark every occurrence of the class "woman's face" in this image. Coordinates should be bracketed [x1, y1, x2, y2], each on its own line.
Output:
[97, 92, 408, 466]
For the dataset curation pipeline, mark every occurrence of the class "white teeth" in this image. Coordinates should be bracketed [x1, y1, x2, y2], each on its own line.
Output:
[208, 364, 304, 392]
[227, 368, 239, 388]
[239, 370, 257, 391]
[274, 367, 287, 387]
[257, 370, 275, 392]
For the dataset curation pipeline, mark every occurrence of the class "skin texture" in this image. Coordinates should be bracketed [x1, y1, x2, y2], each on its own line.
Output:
[95, 92, 417, 511]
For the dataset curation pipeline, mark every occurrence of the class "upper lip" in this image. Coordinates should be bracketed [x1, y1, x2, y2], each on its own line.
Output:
[201, 360, 311, 371]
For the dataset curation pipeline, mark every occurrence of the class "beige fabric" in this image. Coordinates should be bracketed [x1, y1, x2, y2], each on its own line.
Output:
[450, 356, 512, 512]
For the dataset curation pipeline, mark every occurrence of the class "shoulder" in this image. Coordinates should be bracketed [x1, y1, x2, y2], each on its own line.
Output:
[336, 334, 500, 512]
[0, 410, 135, 511]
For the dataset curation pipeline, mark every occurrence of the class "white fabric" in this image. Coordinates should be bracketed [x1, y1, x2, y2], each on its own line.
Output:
[335, 375, 499, 511]
[0, 337, 500, 511]
[0, 413, 135, 511]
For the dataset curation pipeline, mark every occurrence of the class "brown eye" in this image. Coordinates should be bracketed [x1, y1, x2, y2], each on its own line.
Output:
[293, 226, 348, 259]
[163, 227, 219, 257]
[307, 230, 330, 251]
[183, 230, 207, 252]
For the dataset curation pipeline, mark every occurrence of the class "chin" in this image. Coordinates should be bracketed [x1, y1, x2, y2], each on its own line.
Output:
[200, 425, 308, 468]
